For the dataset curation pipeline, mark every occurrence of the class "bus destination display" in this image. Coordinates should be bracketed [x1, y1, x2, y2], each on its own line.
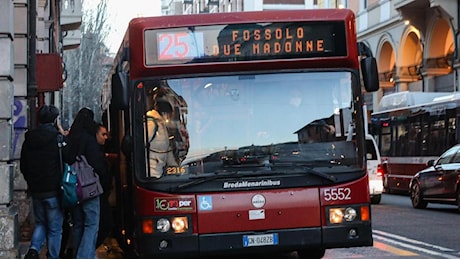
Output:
[144, 22, 347, 65]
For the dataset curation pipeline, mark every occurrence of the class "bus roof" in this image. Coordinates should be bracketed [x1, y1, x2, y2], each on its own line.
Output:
[114, 9, 359, 79]
[372, 91, 460, 115]
[127, 9, 355, 29]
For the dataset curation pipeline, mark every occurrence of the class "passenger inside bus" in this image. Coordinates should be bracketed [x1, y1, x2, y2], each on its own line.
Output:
[397, 127, 421, 156]
[146, 99, 179, 178]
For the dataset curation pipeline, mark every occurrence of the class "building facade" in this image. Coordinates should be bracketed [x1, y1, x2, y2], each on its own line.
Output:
[0, 0, 81, 257]
[354, 0, 458, 114]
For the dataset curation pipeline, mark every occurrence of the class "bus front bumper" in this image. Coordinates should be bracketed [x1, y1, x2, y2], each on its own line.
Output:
[136, 223, 373, 257]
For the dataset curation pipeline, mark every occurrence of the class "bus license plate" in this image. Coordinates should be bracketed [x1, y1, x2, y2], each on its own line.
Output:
[243, 233, 279, 247]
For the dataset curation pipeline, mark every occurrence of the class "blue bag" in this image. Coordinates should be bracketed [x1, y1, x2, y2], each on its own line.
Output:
[61, 163, 78, 208]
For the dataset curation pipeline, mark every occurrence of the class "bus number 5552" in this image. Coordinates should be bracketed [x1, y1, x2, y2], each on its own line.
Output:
[323, 188, 351, 201]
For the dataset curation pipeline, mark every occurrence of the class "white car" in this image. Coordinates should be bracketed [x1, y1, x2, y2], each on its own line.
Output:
[366, 134, 384, 204]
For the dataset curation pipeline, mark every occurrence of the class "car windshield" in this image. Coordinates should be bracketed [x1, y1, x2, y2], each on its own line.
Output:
[141, 71, 361, 177]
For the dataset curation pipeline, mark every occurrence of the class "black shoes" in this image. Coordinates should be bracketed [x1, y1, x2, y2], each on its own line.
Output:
[24, 248, 39, 259]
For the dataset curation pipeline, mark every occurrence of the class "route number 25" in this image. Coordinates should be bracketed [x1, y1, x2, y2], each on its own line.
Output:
[323, 188, 351, 201]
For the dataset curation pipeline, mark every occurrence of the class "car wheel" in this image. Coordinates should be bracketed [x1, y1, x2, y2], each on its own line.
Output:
[371, 194, 381, 204]
[410, 182, 427, 209]
[297, 248, 326, 259]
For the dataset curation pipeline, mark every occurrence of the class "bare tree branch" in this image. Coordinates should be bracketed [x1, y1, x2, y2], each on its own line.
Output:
[63, 0, 111, 125]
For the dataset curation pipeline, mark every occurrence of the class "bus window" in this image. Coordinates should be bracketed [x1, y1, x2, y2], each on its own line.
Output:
[380, 124, 391, 156]
[395, 125, 407, 156]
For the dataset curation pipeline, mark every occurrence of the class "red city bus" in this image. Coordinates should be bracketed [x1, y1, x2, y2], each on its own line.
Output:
[370, 91, 460, 194]
[102, 9, 379, 258]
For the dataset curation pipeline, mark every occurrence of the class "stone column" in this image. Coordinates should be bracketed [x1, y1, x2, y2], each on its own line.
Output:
[0, 0, 20, 258]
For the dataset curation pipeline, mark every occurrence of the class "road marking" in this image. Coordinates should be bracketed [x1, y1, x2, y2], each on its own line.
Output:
[374, 230, 456, 252]
[373, 229, 459, 259]
[373, 241, 418, 256]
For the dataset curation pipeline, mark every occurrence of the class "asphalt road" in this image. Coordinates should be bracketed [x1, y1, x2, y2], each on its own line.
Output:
[325, 193, 460, 259]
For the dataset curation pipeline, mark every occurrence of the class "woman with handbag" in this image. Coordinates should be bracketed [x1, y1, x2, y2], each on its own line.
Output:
[66, 107, 107, 258]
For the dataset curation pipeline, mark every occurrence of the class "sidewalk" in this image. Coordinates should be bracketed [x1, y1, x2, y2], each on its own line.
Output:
[18, 236, 123, 259]
[95, 237, 124, 259]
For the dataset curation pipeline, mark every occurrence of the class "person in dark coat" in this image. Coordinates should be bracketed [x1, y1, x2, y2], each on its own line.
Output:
[67, 107, 106, 258]
[94, 123, 114, 249]
[20, 105, 70, 259]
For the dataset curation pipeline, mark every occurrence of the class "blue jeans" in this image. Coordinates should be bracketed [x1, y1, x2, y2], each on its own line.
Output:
[30, 196, 64, 259]
[72, 196, 100, 258]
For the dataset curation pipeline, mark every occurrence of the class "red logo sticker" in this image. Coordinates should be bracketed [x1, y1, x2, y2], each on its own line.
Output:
[155, 197, 195, 212]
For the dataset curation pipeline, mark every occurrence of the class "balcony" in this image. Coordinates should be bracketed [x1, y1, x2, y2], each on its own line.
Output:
[63, 29, 81, 50]
[395, 0, 457, 31]
[60, 0, 82, 32]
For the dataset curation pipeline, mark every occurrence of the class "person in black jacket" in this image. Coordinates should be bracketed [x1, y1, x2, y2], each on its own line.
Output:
[94, 124, 114, 249]
[67, 107, 106, 258]
[20, 105, 70, 259]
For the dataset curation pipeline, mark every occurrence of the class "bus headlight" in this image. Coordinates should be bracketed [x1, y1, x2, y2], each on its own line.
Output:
[329, 208, 344, 224]
[156, 218, 171, 233]
[344, 207, 357, 221]
[329, 207, 357, 224]
[171, 217, 188, 233]
[156, 217, 189, 233]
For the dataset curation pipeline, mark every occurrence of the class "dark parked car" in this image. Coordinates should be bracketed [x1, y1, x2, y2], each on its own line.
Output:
[409, 144, 460, 211]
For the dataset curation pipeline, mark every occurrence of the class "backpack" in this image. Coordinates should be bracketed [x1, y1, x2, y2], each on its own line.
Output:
[60, 156, 104, 207]
[73, 155, 104, 202]
[58, 134, 79, 208]
[61, 163, 78, 208]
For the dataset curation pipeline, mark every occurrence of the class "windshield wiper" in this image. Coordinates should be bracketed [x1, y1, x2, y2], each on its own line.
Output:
[301, 165, 337, 183]
[173, 168, 278, 191]
[173, 172, 237, 191]
[271, 163, 337, 183]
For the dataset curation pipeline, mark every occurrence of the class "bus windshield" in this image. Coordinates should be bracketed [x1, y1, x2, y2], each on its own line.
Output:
[141, 70, 361, 178]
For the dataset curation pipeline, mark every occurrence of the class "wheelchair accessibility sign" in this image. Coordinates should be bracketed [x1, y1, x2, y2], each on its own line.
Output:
[198, 195, 213, 211]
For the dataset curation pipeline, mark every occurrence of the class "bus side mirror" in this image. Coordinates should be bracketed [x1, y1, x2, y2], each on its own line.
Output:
[361, 57, 379, 92]
[426, 159, 435, 167]
[112, 47, 130, 110]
